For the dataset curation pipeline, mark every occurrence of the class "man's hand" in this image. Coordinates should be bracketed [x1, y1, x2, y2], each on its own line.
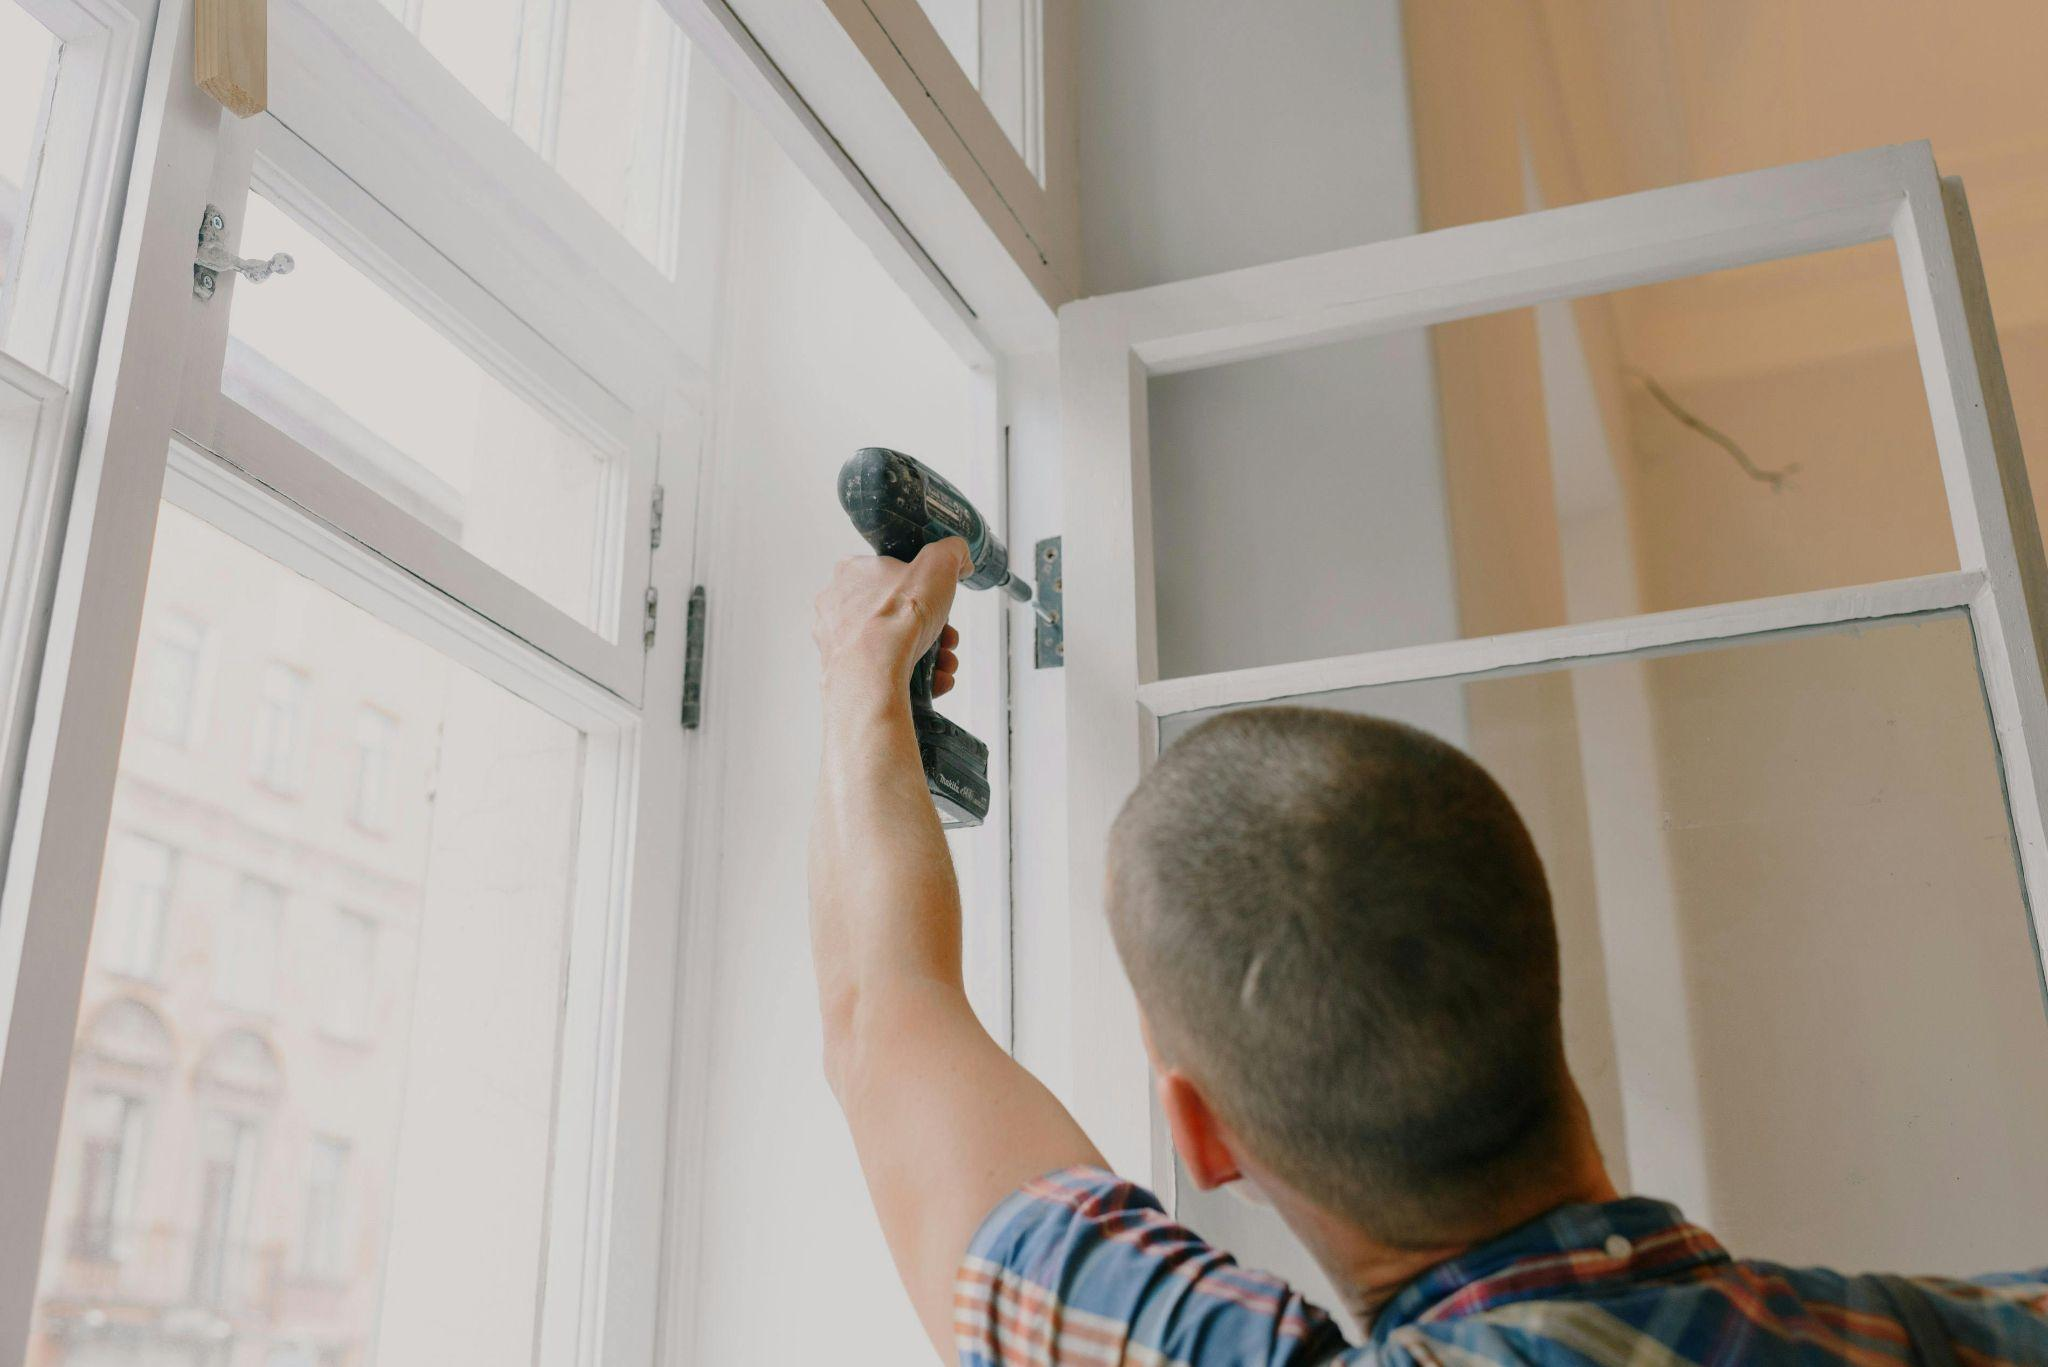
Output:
[813, 537, 969, 701]
[809, 539, 1104, 1359]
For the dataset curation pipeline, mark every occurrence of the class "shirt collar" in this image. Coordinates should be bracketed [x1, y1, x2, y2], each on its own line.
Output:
[1370, 1198, 1730, 1343]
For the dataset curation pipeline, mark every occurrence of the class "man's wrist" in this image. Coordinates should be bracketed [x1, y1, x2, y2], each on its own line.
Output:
[820, 654, 909, 714]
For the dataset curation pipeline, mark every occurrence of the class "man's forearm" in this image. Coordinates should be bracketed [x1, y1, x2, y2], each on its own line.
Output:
[808, 546, 1106, 1356]
[810, 669, 967, 1070]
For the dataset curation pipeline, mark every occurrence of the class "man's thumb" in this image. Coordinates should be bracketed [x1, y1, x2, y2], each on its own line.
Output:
[912, 536, 971, 584]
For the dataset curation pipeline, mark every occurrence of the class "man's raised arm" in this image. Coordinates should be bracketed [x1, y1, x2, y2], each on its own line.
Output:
[809, 538, 1104, 1358]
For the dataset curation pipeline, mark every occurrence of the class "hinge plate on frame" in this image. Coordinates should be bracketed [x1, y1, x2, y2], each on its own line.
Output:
[643, 585, 659, 649]
[1034, 536, 1063, 669]
[681, 586, 707, 729]
[650, 483, 665, 549]
[194, 203, 294, 301]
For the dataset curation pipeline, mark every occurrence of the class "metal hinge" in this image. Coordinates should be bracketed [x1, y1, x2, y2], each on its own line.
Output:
[193, 204, 295, 301]
[1034, 536, 1063, 668]
[642, 585, 659, 649]
[649, 484, 665, 549]
[680, 586, 707, 729]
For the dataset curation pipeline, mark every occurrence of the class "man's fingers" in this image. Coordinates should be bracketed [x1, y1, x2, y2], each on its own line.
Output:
[935, 648, 958, 676]
[940, 624, 959, 649]
[932, 671, 955, 697]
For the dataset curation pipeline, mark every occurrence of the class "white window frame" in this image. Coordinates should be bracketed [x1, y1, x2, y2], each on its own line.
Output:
[0, 0, 154, 852]
[670, 0, 1074, 356]
[1057, 141, 2048, 1186]
[0, 1, 717, 1360]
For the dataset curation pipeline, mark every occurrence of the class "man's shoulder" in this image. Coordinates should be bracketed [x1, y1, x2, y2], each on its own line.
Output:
[955, 1174, 2048, 1367]
[1404, 1255, 2048, 1366]
[955, 1166, 1355, 1366]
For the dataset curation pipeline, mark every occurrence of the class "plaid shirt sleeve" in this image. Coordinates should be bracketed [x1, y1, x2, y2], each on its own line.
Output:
[954, 1166, 1349, 1367]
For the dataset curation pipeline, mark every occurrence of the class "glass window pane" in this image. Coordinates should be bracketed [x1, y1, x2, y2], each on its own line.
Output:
[224, 193, 616, 631]
[29, 502, 586, 1365]
[1148, 244, 1954, 678]
[0, 0, 58, 359]
[1161, 613, 2048, 1283]
[554, 0, 688, 272]
[383, 0, 691, 276]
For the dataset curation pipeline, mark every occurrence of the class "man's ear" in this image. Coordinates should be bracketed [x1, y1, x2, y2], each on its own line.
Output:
[1157, 1069, 1242, 1191]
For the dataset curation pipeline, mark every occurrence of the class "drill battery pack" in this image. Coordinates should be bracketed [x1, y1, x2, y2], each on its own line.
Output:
[915, 711, 991, 828]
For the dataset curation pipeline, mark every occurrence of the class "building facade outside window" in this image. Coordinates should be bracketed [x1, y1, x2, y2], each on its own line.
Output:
[250, 664, 309, 795]
[191, 1112, 262, 1311]
[350, 708, 397, 833]
[299, 1137, 351, 1281]
[141, 611, 209, 747]
[325, 908, 376, 1041]
[99, 835, 174, 981]
[214, 878, 284, 1013]
[68, 1091, 148, 1263]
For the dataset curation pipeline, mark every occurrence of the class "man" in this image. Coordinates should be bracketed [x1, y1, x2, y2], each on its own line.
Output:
[810, 540, 2048, 1365]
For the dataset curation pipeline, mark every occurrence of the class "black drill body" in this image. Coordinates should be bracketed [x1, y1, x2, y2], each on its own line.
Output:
[837, 447, 1030, 828]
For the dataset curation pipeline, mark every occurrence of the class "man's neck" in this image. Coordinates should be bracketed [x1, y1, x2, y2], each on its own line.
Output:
[1341, 1171, 1619, 1322]
[1270, 1156, 1621, 1326]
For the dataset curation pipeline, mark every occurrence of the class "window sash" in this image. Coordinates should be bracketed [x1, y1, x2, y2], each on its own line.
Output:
[0, 4, 699, 1357]
[267, 0, 715, 412]
[1057, 141, 2048, 1188]
[158, 110, 659, 698]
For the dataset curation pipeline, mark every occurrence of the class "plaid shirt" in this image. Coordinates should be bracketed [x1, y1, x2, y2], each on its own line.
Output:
[956, 1167, 2048, 1366]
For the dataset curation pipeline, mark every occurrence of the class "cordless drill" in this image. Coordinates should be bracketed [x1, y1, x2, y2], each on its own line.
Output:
[837, 447, 1033, 829]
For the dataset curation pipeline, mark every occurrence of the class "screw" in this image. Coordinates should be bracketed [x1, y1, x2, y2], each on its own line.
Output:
[207, 213, 224, 230]
[1053, 578, 1062, 593]
[1043, 546, 1055, 561]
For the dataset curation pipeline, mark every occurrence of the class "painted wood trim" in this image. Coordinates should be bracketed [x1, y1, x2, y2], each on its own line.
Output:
[1135, 572, 1984, 718]
[195, 0, 265, 117]
[1058, 305, 1157, 1182]
[1904, 174, 2048, 1002]
[0, 0, 154, 878]
[1081, 143, 1919, 377]
[830, 0, 1078, 297]
[658, 0, 994, 367]
[0, 1, 220, 1342]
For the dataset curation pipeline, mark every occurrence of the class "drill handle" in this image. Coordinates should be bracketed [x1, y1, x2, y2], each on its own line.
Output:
[908, 640, 940, 711]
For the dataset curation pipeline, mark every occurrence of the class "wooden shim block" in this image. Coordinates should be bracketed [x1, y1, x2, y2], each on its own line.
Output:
[196, 0, 266, 118]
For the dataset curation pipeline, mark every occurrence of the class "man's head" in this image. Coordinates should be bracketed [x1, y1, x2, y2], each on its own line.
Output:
[1107, 707, 1582, 1250]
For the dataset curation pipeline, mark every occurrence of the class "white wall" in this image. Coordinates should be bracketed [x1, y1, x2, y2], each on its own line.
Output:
[1077, 0, 1459, 678]
[1055, 0, 1461, 1316]
[672, 113, 991, 1362]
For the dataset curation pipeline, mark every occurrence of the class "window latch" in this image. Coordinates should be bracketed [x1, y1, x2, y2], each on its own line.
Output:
[194, 204, 295, 301]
